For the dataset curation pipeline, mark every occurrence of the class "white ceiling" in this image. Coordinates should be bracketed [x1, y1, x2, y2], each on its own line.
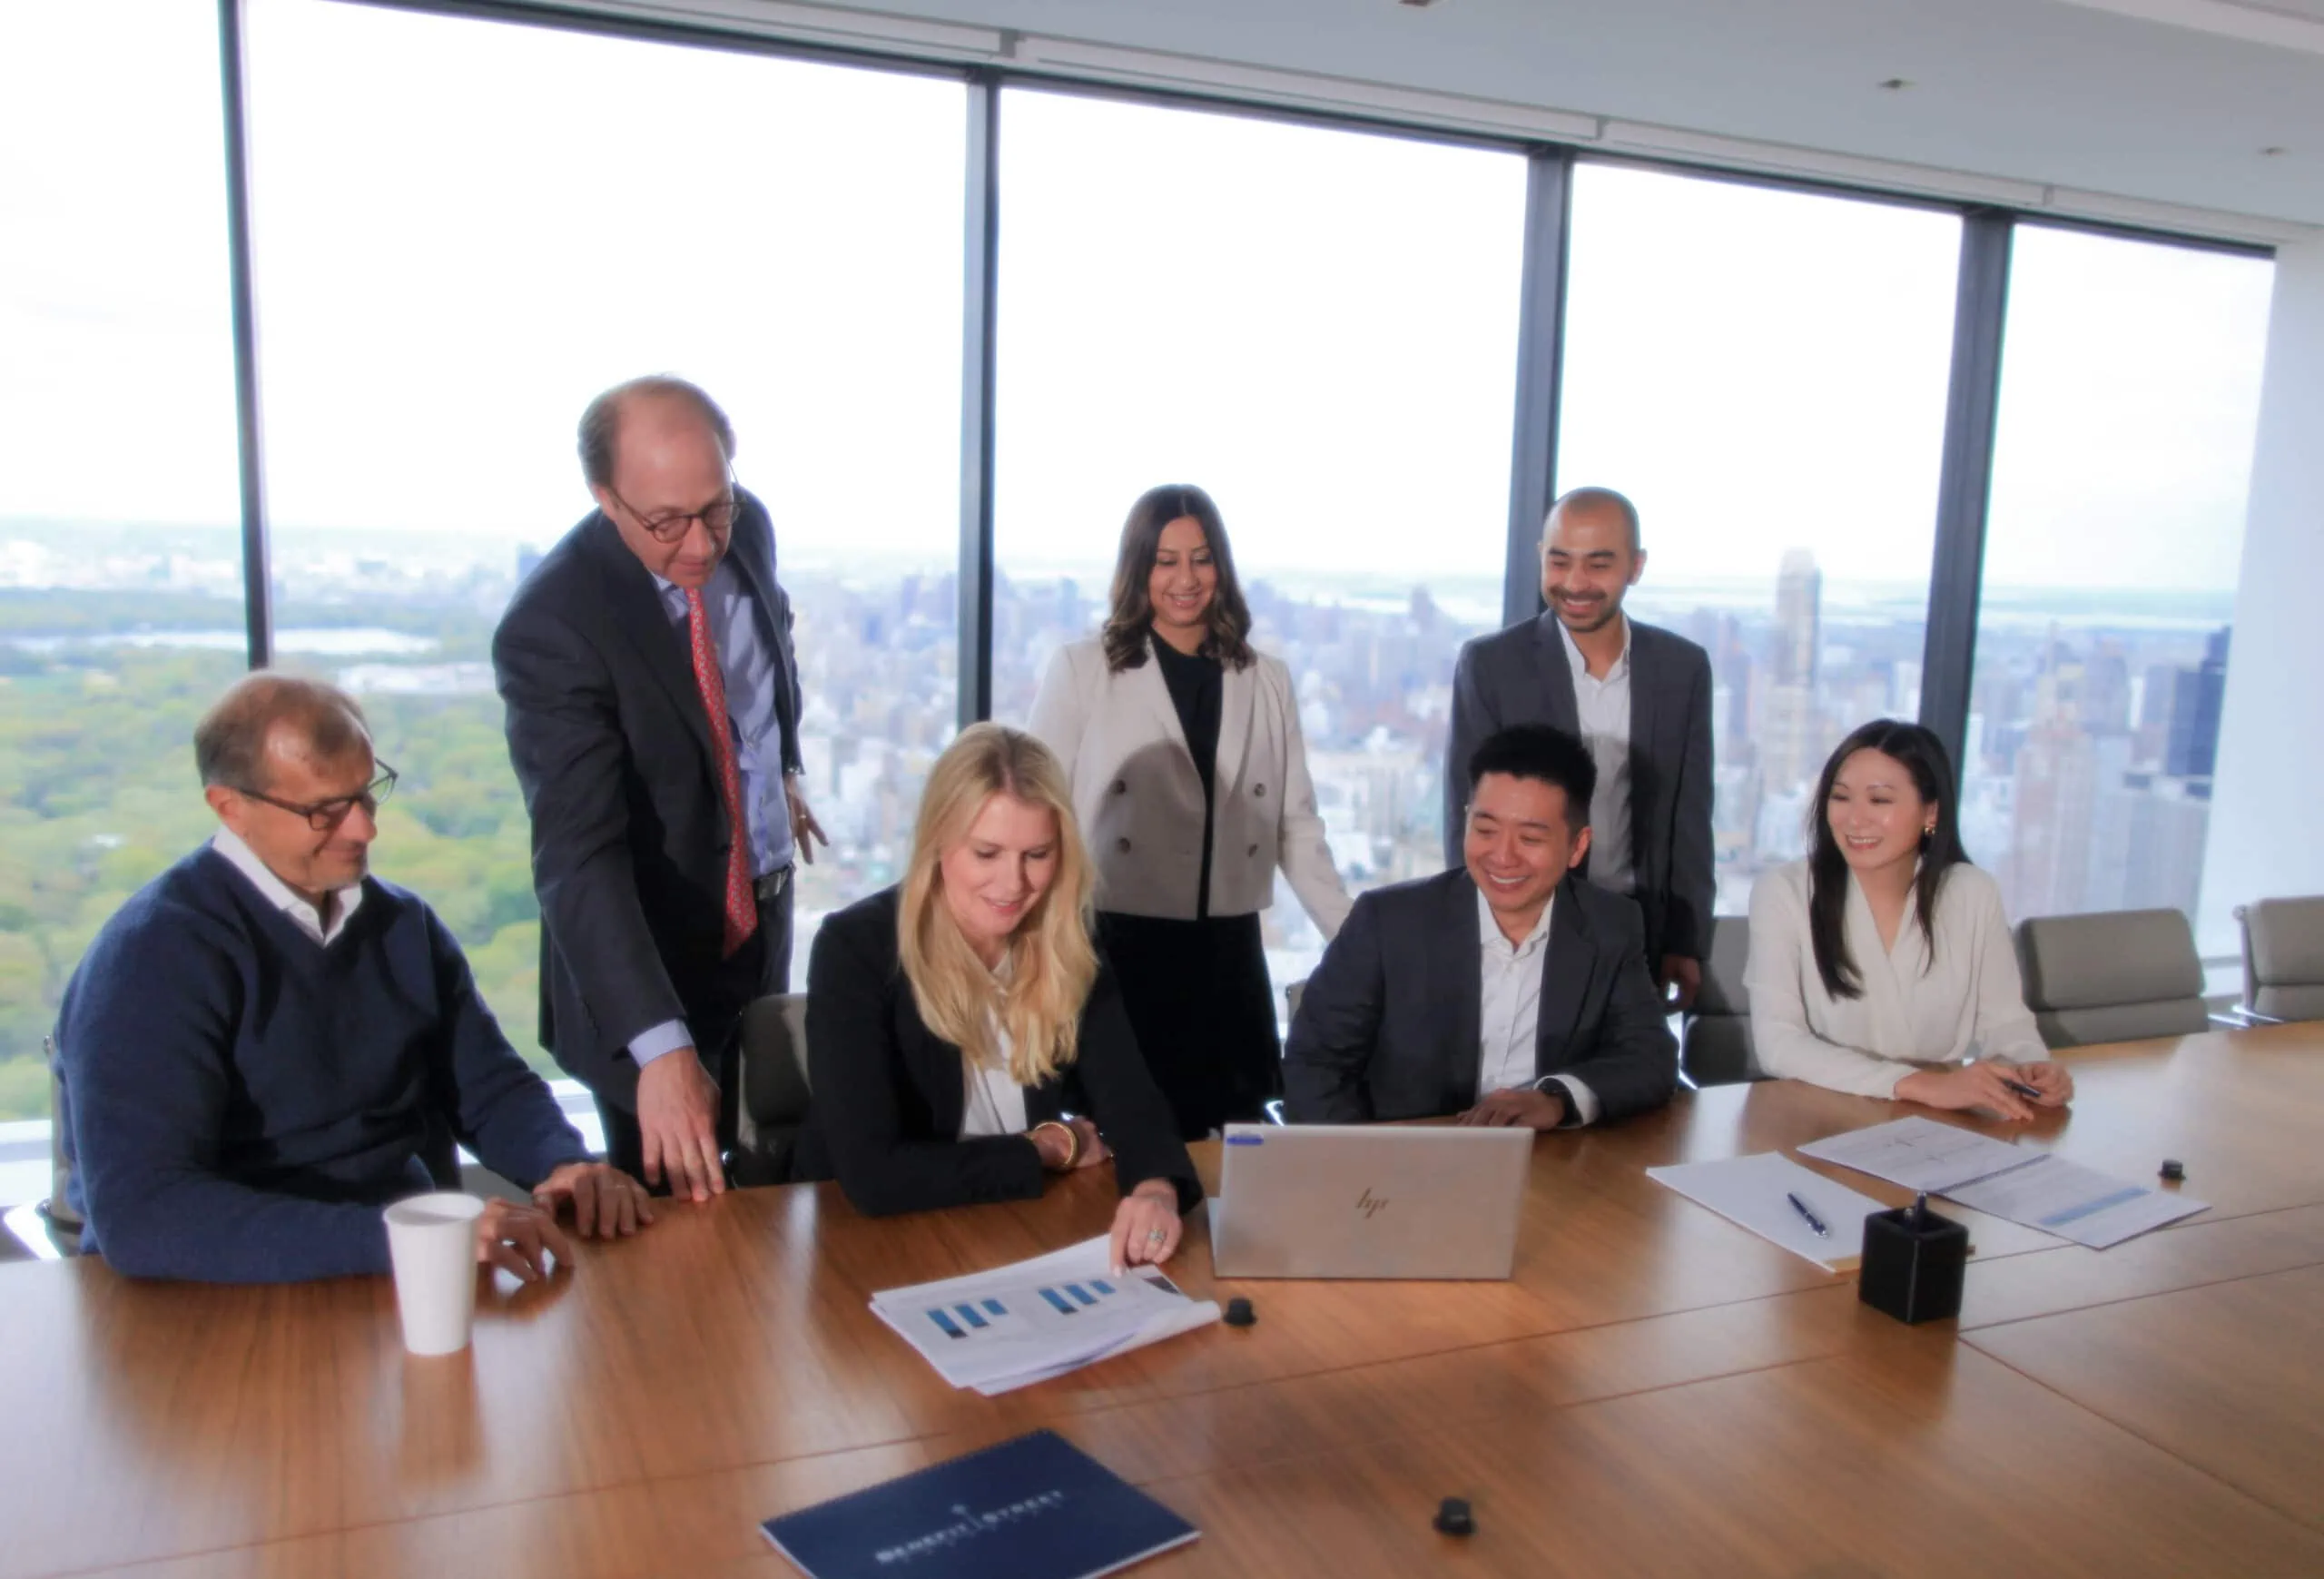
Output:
[637, 0, 2324, 233]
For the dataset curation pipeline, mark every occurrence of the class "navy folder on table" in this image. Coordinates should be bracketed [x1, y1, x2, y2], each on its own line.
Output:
[761, 1428, 1198, 1579]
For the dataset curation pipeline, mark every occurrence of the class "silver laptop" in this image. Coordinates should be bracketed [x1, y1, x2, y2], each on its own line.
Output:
[1207, 1123, 1533, 1279]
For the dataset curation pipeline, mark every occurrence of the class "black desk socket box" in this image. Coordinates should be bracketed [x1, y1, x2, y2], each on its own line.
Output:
[1857, 1205, 1968, 1325]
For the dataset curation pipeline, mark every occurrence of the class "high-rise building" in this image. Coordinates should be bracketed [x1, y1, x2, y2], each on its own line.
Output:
[2005, 715, 2102, 919]
[2088, 766, 2211, 915]
[2165, 626, 2230, 780]
[1772, 549, 1821, 687]
[2080, 641, 2132, 735]
[1761, 548, 1825, 792]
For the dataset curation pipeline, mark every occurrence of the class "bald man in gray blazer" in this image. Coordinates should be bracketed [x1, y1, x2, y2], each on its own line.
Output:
[1443, 488, 1715, 1011]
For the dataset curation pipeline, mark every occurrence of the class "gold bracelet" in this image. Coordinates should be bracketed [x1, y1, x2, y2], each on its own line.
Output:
[1030, 1119, 1080, 1169]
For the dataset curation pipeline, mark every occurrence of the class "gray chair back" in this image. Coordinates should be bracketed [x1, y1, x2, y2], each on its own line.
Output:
[5, 1036, 86, 1259]
[2238, 897, 2324, 1022]
[2014, 909, 2210, 1049]
[1264, 981, 1308, 1125]
[734, 993, 811, 1185]
[1680, 916, 1760, 1086]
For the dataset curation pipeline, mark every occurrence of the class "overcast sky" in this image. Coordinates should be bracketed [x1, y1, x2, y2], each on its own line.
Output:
[0, 0, 2278, 593]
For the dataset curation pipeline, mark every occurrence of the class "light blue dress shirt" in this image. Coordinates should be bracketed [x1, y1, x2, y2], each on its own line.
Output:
[630, 558, 795, 1067]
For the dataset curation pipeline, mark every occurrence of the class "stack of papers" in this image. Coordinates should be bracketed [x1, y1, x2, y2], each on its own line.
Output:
[1647, 1151, 1890, 1271]
[1797, 1116, 2209, 1249]
[871, 1237, 1220, 1396]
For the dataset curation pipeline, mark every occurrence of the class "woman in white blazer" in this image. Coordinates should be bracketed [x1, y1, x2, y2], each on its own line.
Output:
[1746, 719, 2075, 1120]
[1028, 484, 1352, 1138]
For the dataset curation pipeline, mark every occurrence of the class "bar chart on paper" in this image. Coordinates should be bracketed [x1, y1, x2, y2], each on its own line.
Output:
[875, 1240, 1219, 1394]
[922, 1281, 1128, 1340]
[1036, 1279, 1118, 1314]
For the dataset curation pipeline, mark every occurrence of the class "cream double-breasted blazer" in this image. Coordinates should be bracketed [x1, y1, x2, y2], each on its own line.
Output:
[1027, 636, 1351, 938]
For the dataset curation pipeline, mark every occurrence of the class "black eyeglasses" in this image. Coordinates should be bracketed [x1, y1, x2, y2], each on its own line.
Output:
[233, 763, 399, 831]
[606, 482, 741, 544]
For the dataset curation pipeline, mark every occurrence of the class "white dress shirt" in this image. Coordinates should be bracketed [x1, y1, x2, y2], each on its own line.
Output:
[959, 1045, 1030, 1140]
[210, 829, 364, 945]
[958, 959, 1031, 1140]
[1474, 889, 1601, 1126]
[1561, 617, 1634, 896]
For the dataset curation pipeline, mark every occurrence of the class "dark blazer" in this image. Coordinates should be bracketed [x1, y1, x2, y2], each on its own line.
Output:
[794, 888, 1203, 1219]
[1282, 870, 1678, 1125]
[490, 490, 803, 1107]
[1444, 614, 1716, 966]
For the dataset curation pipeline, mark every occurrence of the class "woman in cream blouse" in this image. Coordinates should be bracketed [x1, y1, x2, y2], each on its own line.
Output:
[1746, 719, 2073, 1120]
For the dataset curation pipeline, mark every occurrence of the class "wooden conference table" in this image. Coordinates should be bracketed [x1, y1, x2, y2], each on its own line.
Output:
[2, 1022, 2321, 1577]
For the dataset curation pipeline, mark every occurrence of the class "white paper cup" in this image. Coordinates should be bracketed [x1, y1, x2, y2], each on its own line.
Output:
[383, 1191, 487, 1357]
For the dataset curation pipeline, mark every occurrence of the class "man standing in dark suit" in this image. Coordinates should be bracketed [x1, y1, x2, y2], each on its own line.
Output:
[1285, 725, 1676, 1128]
[494, 376, 825, 1201]
[1444, 486, 1715, 1012]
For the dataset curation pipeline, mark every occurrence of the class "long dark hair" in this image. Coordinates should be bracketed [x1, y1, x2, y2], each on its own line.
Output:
[1098, 484, 1256, 673]
[1806, 719, 1968, 1000]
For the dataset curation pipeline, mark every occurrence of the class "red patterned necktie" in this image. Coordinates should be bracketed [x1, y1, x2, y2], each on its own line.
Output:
[685, 587, 758, 958]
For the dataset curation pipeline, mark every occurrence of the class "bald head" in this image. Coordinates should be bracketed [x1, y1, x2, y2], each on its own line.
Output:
[1540, 485, 1646, 637]
[576, 375, 735, 491]
[580, 376, 740, 589]
[1542, 486, 1640, 556]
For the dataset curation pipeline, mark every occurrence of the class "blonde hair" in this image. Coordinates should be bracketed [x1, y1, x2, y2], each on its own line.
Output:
[898, 724, 1098, 1086]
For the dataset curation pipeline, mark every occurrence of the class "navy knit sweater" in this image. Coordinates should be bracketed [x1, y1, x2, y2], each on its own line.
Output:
[55, 844, 589, 1283]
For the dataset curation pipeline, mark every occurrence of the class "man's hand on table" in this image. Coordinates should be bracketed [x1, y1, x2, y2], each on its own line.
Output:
[1458, 1086, 1567, 1131]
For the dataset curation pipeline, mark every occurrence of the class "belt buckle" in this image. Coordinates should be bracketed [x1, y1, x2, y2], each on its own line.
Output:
[754, 865, 792, 902]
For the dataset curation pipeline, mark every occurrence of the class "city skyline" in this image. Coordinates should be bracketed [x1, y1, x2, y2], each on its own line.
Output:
[0, 518, 2244, 1056]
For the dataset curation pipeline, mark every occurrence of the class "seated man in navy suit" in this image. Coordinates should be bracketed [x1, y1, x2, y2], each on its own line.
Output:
[1284, 724, 1677, 1129]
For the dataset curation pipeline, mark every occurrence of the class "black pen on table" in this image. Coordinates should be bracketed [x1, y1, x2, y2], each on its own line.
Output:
[2001, 1075, 2045, 1102]
[1786, 1191, 1830, 1239]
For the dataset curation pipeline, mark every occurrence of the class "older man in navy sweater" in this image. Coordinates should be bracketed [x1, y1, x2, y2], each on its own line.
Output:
[55, 675, 654, 1283]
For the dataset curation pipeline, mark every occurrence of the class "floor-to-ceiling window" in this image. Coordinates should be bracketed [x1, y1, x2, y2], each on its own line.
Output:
[989, 86, 1528, 995]
[4, 0, 2284, 1171]
[1556, 163, 1963, 914]
[1962, 225, 2272, 926]
[241, 0, 967, 1063]
[0, 0, 243, 1128]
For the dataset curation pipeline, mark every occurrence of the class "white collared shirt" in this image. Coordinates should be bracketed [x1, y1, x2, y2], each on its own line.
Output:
[960, 1044, 1030, 1140]
[1560, 615, 1634, 896]
[210, 829, 365, 945]
[959, 956, 1030, 1140]
[1475, 888, 1600, 1126]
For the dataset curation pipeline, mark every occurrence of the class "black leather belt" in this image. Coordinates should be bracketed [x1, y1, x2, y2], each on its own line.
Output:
[753, 864, 793, 902]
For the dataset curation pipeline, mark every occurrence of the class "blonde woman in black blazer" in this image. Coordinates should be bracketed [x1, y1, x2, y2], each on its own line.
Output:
[1028, 485, 1351, 1138]
[794, 725, 1198, 1267]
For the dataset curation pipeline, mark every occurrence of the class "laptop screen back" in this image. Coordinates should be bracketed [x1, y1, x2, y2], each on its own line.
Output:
[1208, 1124, 1533, 1279]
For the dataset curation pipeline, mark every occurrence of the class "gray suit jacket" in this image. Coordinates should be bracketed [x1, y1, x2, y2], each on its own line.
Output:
[1443, 614, 1715, 966]
[1282, 871, 1678, 1125]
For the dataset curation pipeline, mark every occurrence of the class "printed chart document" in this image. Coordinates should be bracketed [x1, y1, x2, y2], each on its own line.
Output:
[1647, 1151, 1890, 1271]
[1940, 1154, 2208, 1249]
[763, 1427, 1197, 1579]
[1797, 1116, 2207, 1249]
[871, 1237, 1219, 1396]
